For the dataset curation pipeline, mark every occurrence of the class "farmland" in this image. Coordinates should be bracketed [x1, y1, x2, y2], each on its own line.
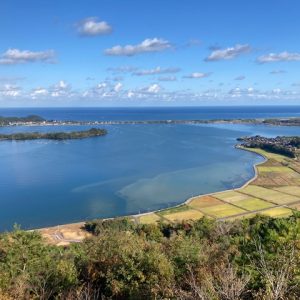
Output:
[136, 147, 300, 224]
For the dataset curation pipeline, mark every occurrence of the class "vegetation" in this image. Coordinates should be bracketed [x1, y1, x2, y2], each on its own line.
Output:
[1, 214, 300, 299]
[0, 115, 45, 126]
[238, 136, 300, 158]
[0, 128, 107, 141]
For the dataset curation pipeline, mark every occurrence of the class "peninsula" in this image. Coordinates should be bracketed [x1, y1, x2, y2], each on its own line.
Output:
[0, 128, 107, 141]
[2, 114, 300, 127]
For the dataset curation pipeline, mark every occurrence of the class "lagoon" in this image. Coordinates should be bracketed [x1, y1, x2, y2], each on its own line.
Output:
[0, 107, 300, 230]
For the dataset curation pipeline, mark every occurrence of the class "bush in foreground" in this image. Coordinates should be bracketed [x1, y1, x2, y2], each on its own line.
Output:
[1, 214, 300, 299]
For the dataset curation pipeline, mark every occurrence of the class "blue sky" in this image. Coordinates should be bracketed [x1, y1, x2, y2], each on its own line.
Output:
[1, 0, 300, 106]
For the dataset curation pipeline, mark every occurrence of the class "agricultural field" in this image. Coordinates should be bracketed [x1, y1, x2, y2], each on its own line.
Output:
[198, 203, 246, 218]
[163, 209, 204, 222]
[241, 185, 299, 204]
[214, 191, 249, 202]
[135, 148, 300, 224]
[234, 198, 274, 211]
[260, 207, 293, 218]
[272, 186, 300, 197]
[138, 213, 162, 224]
[188, 196, 223, 209]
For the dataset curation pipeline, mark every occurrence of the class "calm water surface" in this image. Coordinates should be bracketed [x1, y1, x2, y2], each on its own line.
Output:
[0, 107, 300, 230]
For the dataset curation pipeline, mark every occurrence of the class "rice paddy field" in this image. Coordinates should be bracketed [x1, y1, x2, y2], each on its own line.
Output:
[137, 147, 300, 224]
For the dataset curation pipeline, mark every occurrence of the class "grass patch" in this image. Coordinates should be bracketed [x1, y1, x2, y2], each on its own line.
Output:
[258, 166, 294, 173]
[215, 191, 249, 202]
[261, 207, 293, 218]
[138, 213, 162, 224]
[272, 186, 300, 197]
[241, 185, 299, 204]
[242, 147, 287, 162]
[157, 205, 191, 216]
[200, 204, 246, 218]
[163, 209, 204, 222]
[234, 198, 274, 211]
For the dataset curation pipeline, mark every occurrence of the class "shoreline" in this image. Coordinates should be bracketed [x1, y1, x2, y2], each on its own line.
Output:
[37, 146, 268, 238]
[2, 116, 300, 128]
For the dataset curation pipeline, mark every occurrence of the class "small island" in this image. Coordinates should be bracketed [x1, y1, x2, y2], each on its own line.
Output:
[0, 128, 107, 141]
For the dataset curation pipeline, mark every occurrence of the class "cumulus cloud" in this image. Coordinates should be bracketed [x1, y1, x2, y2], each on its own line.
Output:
[257, 52, 300, 63]
[113, 82, 123, 92]
[50, 80, 71, 97]
[77, 17, 112, 36]
[30, 88, 49, 99]
[235, 75, 246, 80]
[133, 66, 180, 76]
[104, 38, 172, 56]
[183, 72, 211, 79]
[205, 44, 251, 62]
[0, 84, 21, 97]
[146, 84, 161, 93]
[0, 48, 55, 65]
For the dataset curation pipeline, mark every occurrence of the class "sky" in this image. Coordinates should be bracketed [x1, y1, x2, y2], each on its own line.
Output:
[1, 0, 300, 107]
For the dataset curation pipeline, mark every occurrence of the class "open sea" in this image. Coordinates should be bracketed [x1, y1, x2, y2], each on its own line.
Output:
[0, 106, 300, 230]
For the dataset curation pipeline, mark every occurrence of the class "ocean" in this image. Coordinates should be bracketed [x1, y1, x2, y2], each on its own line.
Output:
[0, 106, 300, 230]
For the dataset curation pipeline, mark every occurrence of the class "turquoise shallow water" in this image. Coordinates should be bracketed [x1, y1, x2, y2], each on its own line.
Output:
[0, 108, 300, 230]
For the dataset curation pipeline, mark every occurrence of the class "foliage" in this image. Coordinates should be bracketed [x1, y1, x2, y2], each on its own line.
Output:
[1, 215, 300, 299]
[0, 128, 107, 141]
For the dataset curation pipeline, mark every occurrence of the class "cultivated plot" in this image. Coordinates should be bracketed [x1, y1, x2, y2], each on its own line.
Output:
[234, 198, 274, 211]
[241, 185, 300, 204]
[163, 209, 204, 222]
[200, 203, 246, 218]
[139, 213, 162, 224]
[260, 207, 293, 218]
[188, 196, 223, 209]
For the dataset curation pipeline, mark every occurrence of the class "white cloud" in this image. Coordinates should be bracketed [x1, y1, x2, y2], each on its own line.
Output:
[184, 72, 211, 79]
[133, 66, 180, 76]
[51, 80, 71, 97]
[114, 82, 123, 92]
[30, 88, 49, 99]
[235, 75, 246, 80]
[105, 38, 172, 56]
[77, 17, 112, 36]
[205, 44, 251, 62]
[257, 52, 300, 63]
[0, 84, 21, 97]
[96, 82, 108, 89]
[146, 84, 161, 93]
[0, 48, 55, 65]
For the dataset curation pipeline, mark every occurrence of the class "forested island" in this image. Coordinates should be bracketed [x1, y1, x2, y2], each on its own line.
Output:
[0, 128, 107, 141]
[238, 135, 300, 158]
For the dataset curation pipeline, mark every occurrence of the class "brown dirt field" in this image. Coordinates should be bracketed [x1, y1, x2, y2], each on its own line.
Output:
[39, 222, 91, 246]
[163, 209, 204, 222]
[188, 196, 224, 209]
